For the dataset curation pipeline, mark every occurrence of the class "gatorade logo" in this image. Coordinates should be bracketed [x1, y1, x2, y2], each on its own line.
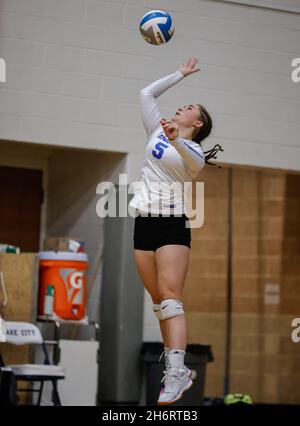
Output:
[67, 271, 83, 304]
[60, 268, 84, 305]
[70, 271, 83, 290]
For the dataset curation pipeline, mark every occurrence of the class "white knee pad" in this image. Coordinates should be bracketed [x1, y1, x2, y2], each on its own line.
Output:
[160, 299, 184, 320]
[152, 303, 163, 320]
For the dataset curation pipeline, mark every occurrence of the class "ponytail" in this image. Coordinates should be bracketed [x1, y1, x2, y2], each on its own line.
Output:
[193, 104, 223, 168]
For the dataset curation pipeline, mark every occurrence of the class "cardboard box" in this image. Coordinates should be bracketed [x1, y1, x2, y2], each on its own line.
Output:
[43, 237, 85, 253]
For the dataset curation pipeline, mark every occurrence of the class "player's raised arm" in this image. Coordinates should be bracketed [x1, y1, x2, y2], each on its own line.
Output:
[139, 71, 184, 137]
[139, 58, 201, 137]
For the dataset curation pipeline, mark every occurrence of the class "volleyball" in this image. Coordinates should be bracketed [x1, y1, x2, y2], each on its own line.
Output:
[139, 10, 174, 45]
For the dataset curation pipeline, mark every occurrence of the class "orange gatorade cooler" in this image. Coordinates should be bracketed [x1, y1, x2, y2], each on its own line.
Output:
[38, 251, 89, 320]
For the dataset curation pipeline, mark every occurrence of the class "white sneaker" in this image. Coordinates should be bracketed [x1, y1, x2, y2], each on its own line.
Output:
[157, 367, 193, 405]
[184, 365, 197, 380]
[159, 350, 197, 381]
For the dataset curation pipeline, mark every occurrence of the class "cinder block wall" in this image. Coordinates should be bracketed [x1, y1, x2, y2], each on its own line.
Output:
[0, 0, 299, 169]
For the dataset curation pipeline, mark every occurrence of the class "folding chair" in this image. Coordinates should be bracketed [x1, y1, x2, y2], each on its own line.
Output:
[1, 321, 65, 406]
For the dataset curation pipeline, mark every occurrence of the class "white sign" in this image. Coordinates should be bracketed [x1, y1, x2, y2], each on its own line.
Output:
[264, 283, 280, 305]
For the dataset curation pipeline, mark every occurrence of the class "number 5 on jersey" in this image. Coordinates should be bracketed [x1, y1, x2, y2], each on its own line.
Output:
[152, 141, 169, 159]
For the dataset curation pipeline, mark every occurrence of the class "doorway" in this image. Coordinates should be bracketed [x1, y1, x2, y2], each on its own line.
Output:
[0, 165, 43, 252]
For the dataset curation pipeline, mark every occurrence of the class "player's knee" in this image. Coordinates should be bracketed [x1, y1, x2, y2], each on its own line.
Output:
[160, 299, 184, 320]
[152, 303, 163, 320]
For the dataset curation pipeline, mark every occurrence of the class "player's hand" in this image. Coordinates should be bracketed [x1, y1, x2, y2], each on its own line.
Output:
[178, 57, 200, 77]
[160, 119, 179, 141]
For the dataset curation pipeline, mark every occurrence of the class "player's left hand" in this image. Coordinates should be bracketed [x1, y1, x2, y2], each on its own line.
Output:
[160, 119, 179, 141]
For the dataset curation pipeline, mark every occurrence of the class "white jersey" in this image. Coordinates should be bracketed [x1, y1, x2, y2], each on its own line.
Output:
[129, 70, 205, 215]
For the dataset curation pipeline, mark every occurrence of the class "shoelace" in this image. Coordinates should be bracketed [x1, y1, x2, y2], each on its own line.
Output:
[158, 350, 165, 363]
[159, 350, 176, 391]
[158, 350, 170, 369]
[160, 368, 184, 391]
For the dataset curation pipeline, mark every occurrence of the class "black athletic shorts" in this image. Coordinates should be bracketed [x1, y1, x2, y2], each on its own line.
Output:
[133, 212, 191, 251]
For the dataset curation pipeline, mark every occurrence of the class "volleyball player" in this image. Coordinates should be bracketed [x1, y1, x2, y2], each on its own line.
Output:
[129, 57, 222, 405]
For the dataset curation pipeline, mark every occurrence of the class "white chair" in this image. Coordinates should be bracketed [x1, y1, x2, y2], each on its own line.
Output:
[1, 321, 65, 405]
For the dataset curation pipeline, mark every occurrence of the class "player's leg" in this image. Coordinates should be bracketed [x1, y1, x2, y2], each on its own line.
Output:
[155, 244, 194, 405]
[133, 249, 169, 347]
[156, 244, 190, 351]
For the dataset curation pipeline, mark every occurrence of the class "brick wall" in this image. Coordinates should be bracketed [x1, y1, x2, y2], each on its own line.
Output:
[185, 166, 300, 403]
[279, 174, 300, 404]
[230, 169, 285, 402]
[185, 165, 228, 397]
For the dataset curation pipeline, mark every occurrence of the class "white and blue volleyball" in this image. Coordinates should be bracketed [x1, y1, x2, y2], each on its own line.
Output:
[139, 10, 174, 45]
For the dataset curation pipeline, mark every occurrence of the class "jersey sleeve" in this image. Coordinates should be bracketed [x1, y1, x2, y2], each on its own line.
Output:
[169, 137, 205, 177]
[139, 70, 184, 137]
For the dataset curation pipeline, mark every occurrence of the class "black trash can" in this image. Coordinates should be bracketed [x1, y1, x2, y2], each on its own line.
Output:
[141, 342, 214, 406]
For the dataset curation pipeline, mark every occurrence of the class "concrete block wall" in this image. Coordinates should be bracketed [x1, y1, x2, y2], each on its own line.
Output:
[0, 0, 299, 171]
